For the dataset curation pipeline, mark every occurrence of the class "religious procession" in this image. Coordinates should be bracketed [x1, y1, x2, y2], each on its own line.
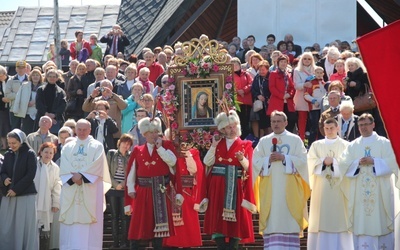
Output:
[0, 1, 400, 250]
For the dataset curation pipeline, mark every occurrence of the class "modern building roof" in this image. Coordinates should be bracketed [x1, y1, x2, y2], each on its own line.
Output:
[0, 5, 119, 66]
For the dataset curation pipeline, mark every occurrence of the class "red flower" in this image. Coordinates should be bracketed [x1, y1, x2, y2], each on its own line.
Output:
[202, 131, 213, 141]
[190, 130, 200, 141]
[213, 64, 219, 72]
[171, 122, 178, 129]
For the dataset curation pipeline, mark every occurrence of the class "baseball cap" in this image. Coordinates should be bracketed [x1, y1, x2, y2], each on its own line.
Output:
[16, 60, 27, 68]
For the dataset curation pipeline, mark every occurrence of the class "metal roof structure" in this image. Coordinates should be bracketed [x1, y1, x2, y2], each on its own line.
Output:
[0, 5, 119, 66]
[117, 0, 196, 55]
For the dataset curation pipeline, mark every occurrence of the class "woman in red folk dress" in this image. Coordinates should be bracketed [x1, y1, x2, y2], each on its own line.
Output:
[203, 110, 257, 250]
[124, 117, 180, 250]
[163, 141, 207, 249]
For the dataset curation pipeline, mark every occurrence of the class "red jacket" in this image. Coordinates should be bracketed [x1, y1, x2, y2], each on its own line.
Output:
[234, 70, 253, 106]
[137, 62, 165, 84]
[267, 69, 296, 115]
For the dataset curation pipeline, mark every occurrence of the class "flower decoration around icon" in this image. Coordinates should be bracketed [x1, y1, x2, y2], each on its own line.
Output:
[183, 56, 220, 78]
[159, 78, 180, 141]
[179, 128, 217, 151]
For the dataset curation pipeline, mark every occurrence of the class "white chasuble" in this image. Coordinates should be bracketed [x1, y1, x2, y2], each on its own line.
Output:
[307, 138, 353, 250]
[253, 130, 310, 235]
[307, 138, 350, 233]
[59, 136, 111, 250]
[60, 136, 111, 224]
[340, 132, 399, 250]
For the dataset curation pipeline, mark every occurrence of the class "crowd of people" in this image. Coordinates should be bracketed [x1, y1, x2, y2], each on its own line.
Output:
[0, 26, 398, 250]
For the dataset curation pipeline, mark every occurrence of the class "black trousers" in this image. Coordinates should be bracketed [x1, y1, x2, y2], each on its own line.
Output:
[108, 190, 130, 247]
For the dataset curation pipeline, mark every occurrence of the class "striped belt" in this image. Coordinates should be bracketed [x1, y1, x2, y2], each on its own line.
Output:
[211, 165, 243, 178]
[137, 175, 170, 187]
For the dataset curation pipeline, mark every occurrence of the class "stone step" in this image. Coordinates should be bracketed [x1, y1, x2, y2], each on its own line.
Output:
[102, 205, 308, 249]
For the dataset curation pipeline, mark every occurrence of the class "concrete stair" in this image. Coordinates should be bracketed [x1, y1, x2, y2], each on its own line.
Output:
[102, 205, 308, 249]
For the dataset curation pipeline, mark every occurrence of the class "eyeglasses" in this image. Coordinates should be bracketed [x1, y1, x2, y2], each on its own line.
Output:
[161, 81, 168, 84]
[303, 58, 311, 60]
[358, 122, 373, 127]
[143, 99, 153, 102]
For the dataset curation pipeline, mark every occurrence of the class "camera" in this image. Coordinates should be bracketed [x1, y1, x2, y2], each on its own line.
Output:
[95, 111, 99, 116]
[99, 87, 104, 93]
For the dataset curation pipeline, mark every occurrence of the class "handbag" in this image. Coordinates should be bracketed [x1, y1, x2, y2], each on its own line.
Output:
[253, 77, 265, 112]
[353, 84, 376, 113]
[253, 100, 263, 112]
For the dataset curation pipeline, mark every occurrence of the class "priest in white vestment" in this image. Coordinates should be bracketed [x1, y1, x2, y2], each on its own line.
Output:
[340, 113, 399, 250]
[59, 119, 111, 250]
[253, 111, 310, 250]
[307, 118, 353, 250]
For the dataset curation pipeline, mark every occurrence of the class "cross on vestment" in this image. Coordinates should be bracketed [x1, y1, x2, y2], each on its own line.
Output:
[364, 147, 371, 157]
[380, 243, 387, 250]
[361, 242, 369, 249]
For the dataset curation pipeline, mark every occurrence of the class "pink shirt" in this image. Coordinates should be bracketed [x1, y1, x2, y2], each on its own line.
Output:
[329, 72, 347, 85]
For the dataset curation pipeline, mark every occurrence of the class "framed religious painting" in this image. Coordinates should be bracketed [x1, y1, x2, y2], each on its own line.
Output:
[159, 35, 237, 151]
[176, 73, 226, 129]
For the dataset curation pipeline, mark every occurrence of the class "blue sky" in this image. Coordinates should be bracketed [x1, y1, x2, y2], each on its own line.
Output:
[1, 0, 121, 11]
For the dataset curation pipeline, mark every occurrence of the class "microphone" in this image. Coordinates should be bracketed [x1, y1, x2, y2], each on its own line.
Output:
[272, 138, 278, 152]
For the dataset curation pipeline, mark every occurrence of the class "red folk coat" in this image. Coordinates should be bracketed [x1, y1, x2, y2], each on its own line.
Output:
[163, 148, 206, 247]
[125, 140, 177, 240]
[204, 138, 255, 242]
[267, 69, 296, 115]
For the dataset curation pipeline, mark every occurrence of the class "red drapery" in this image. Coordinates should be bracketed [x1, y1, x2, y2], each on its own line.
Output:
[357, 20, 400, 168]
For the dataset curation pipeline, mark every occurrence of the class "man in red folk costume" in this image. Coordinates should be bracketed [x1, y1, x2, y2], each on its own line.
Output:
[124, 117, 181, 250]
[163, 135, 207, 249]
[203, 109, 257, 250]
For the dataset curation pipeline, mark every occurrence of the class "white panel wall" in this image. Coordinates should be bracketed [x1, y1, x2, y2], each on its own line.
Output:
[237, 0, 357, 51]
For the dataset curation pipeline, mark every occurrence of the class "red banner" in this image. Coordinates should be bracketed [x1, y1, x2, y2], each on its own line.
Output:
[357, 20, 400, 168]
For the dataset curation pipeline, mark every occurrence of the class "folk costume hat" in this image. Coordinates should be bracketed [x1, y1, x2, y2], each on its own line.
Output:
[215, 109, 241, 131]
[138, 117, 162, 135]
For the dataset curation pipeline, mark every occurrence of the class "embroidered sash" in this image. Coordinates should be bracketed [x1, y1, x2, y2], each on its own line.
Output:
[138, 176, 170, 237]
[212, 164, 240, 222]
[169, 181, 184, 227]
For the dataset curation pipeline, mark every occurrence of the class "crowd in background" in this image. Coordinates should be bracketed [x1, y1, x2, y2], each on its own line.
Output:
[0, 26, 391, 250]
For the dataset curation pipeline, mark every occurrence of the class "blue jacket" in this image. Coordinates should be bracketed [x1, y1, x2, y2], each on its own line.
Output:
[121, 95, 139, 134]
